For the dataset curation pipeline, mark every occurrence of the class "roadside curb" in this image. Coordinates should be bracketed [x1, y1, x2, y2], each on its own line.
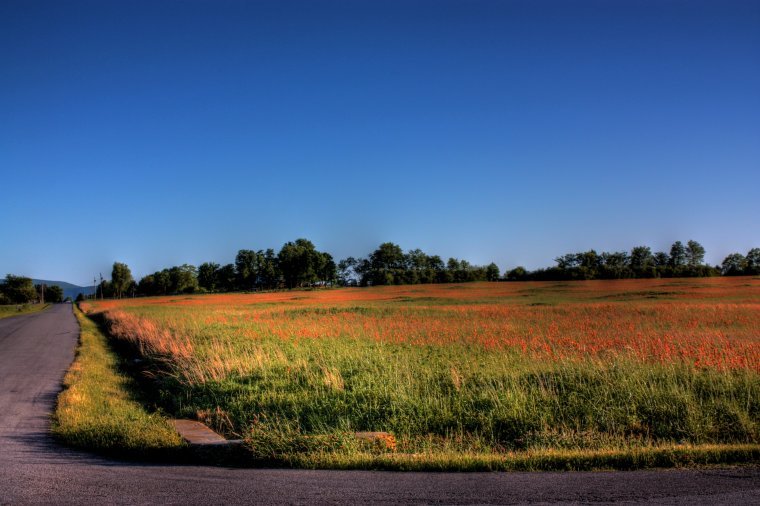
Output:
[171, 420, 249, 465]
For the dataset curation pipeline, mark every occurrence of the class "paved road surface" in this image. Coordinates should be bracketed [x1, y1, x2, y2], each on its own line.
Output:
[1, 304, 758, 505]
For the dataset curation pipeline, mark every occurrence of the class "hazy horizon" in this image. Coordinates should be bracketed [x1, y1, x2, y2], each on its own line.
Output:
[2, 0, 758, 285]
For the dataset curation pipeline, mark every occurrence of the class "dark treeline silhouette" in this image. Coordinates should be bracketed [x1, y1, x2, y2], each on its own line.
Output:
[128, 238, 339, 297]
[721, 248, 760, 276]
[90, 239, 500, 298]
[338, 242, 500, 286]
[507, 241, 760, 281]
[0, 274, 64, 304]
[80, 238, 759, 299]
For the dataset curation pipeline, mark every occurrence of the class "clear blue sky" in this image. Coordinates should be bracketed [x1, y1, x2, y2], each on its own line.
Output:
[2, 0, 758, 285]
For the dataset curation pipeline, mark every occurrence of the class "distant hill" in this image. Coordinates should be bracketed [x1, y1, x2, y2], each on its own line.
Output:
[32, 280, 97, 300]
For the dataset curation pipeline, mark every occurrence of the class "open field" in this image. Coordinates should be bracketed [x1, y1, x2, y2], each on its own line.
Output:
[0, 303, 49, 319]
[79, 277, 760, 469]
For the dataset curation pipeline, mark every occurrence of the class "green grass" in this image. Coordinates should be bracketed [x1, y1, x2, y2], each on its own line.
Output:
[288, 443, 760, 471]
[205, 349, 759, 469]
[0, 303, 49, 319]
[52, 305, 184, 459]
[79, 278, 760, 469]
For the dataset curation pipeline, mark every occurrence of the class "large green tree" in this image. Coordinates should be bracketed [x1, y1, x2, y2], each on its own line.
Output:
[366, 242, 405, 285]
[669, 241, 687, 267]
[630, 246, 655, 277]
[169, 264, 198, 294]
[258, 249, 280, 289]
[686, 240, 706, 267]
[337, 257, 359, 286]
[217, 264, 238, 292]
[1, 275, 37, 303]
[198, 262, 220, 291]
[745, 248, 760, 275]
[111, 262, 133, 299]
[235, 250, 258, 291]
[278, 238, 321, 288]
[485, 263, 501, 281]
[721, 253, 747, 276]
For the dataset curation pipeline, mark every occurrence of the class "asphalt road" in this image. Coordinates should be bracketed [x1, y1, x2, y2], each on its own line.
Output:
[1, 304, 758, 505]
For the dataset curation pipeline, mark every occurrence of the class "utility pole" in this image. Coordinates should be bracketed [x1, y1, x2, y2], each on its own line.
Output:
[99, 273, 104, 300]
[40, 284, 45, 304]
[93, 277, 97, 300]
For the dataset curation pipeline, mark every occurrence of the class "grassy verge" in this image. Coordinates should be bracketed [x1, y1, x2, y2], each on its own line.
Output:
[52, 305, 184, 459]
[288, 443, 760, 471]
[0, 303, 49, 319]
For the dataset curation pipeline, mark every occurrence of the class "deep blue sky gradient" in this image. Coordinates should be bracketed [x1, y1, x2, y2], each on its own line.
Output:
[2, 0, 759, 285]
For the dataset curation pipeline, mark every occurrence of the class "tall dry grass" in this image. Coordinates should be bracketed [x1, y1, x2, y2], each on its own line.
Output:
[84, 277, 760, 466]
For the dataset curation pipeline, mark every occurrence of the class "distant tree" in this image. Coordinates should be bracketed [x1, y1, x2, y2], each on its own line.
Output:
[598, 251, 632, 279]
[721, 253, 747, 276]
[216, 264, 238, 292]
[338, 257, 359, 286]
[198, 262, 220, 291]
[169, 264, 198, 294]
[630, 246, 655, 277]
[137, 274, 156, 296]
[485, 263, 501, 281]
[447, 258, 471, 283]
[653, 251, 669, 268]
[154, 270, 171, 295]
[126, 280, 137, 298]
[428, 255, 447, 283]
[405, 249, 428, 284]
[1, 275, 37, 304]
[745, 248, 760, 275]
[278, 239, 321, 288]
[601, 251, 630, 268]
[555, 253, 581, 270]
[653, 251, 670, 277]
[75, 293, 85, 302]
[98, 279, 114, 298]
[258, 249, 280, 289]
[575, 250, 601, 279]
[579, 250, 599, 269]
[686, 240, 706, 267]
[111, 262, 133, 299]
[314, 251, 336, 285]
[669, 241, 687, 267]
[38, 284, 64, 303]
[355, 257, 372, 285]
[235, 250, 258, 291]
[506, 266, 527, 281]
[367, 242, 406, 285]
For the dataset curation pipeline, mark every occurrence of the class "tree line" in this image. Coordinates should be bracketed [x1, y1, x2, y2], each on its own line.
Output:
[0, 275, 64, 304]
[337, 242, 500, 286]
[5, 238, 756, 304]
[88, 238, 760, 299]
[90, 239, 501, 298]
[505, 240, 760, 281]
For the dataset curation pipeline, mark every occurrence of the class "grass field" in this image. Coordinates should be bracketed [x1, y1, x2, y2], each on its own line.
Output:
[0, 303, 49, 319]
[53, 304, 183, 458]
[80, 277, 760, 469]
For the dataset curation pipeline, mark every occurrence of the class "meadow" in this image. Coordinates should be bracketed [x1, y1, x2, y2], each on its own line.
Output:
[0, 303, 49, 319]
[80, 277, 760, 469]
